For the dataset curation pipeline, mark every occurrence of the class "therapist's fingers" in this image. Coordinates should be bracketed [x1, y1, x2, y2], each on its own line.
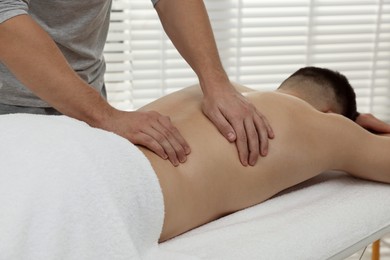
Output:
[258, 110, 274, 139]
[147, 114, 192, 166]
[244, 117, 260, 166]
[157, 115, 191, 161]
[201, 86, 274, 166]
[230, 119, 249, 166]
[135, 131, 168, 159]
[116, 110, 190, 166]
[203, 106, 237, 142]
[254, 110, 273, 156]
[142, 125, 181, 166]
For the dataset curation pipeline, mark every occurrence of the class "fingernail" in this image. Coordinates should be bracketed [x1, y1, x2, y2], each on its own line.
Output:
[250, 159, 256, 166]
[179, 156, 187, 163]
[242, 159, 248, 166]
[227, 132, 235, 141]
[185, 146, 191, 154]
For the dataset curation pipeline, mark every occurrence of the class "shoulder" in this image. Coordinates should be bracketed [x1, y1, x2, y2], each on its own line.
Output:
[246, 91, 317, 113]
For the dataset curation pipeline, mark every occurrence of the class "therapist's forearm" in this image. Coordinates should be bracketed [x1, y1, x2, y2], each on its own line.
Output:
[0, 14, 191, 165]
[0, 15, 114, 128]
[155, 0, 230, 94]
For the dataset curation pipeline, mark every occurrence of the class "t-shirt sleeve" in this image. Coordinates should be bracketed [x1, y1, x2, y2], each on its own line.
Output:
[0, 0, 29, 24]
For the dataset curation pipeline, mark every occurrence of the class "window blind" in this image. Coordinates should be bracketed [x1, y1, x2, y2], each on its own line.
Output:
[104, 0, 390, 122]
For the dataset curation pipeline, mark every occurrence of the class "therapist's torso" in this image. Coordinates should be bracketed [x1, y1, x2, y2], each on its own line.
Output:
[0, 0, 112, 107]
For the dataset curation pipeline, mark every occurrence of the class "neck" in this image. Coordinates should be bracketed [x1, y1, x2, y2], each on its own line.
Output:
[276, 88, 329, 113]
[276, 88, 302, 99]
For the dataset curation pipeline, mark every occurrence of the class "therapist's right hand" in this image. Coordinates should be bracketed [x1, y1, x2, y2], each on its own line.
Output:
[106, 110, 191, 166]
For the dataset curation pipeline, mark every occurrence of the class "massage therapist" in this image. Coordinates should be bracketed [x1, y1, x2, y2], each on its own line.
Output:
[0, 0, 273, 167]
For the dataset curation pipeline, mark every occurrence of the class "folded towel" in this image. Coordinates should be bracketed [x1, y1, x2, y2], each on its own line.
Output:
[0, 114, 165, 260]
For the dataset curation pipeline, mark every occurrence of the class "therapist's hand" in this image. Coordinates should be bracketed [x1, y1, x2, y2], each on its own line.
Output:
[0, 14, 190, 167]
[106, 110, 190, 166]
[201, 83, 274, 166]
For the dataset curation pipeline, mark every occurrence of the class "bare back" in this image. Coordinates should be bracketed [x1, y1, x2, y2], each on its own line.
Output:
[137, 85, 390, 241]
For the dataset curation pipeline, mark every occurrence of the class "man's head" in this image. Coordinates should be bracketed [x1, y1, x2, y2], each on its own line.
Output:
[277, 66, 359, 121]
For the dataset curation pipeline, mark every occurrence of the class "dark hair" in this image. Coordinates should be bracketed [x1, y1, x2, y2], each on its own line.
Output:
[282, 66, 359, 121]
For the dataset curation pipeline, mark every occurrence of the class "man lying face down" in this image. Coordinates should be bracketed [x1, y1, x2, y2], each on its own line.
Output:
[278, 67, 390, 134]
[277, 67, 359, 120]
[277, 67, 390, 134]
[135, 66, 390, 242]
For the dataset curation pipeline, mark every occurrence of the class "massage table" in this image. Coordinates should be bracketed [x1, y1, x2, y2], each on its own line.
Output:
[1, 114, 389, 260]
[160, 171, 390, 260]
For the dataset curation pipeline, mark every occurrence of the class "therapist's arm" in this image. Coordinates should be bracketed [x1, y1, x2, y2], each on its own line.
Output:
[155, 0, 274, 166]
[0, 15, 189, 166]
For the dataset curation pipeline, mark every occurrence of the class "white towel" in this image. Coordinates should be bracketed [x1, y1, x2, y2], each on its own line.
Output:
[0, 114, 165, 260]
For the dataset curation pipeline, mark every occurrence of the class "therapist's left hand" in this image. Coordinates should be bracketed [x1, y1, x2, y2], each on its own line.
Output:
[201, 82, 274, 167]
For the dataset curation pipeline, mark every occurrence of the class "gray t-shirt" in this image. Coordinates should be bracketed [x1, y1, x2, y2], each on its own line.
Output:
[0, 0, 159, 107]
